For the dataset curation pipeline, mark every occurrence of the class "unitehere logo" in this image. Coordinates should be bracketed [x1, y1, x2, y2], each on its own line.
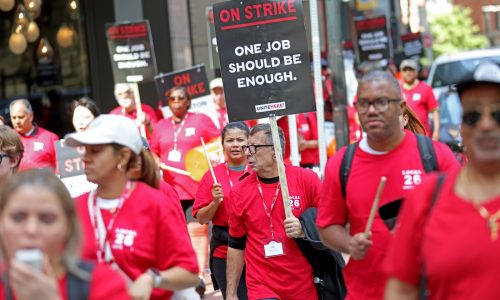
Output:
[255, 102, 286, 113]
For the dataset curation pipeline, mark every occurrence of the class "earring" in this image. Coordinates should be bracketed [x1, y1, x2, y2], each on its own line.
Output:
[117, 163, 123, 171]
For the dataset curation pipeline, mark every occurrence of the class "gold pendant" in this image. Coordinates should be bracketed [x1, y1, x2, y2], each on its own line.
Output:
[489, 218, 498, 241]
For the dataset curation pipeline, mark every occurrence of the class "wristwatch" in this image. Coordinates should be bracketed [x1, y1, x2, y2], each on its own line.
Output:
[147, 268, 163, 288]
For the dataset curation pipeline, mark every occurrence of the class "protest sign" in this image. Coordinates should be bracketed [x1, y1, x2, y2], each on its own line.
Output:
[354, 16, 390, 66]
[106, 20, 157, 83]
[401, 32, 424, 60]
[55, 140, 96, 198]
[154, 65, 219, 128]
[206, 7, 220, 69]
[213, 0, 315, 122]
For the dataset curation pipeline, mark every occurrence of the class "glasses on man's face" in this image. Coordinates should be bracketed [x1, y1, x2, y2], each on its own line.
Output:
[168, 95, 186, 101]
[355, 98, 401, 114]
[0, 154, 9, 164]
[242, 144, 274, 155]
[462, 104, 500, 127]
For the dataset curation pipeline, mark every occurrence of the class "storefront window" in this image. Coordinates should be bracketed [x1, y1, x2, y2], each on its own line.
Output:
[0, 0, 90, 136]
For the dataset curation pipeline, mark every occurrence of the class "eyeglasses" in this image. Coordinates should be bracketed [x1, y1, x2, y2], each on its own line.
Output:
[168, 95, 186, 101]
[355, 98, 401, 114]
[462, 105, 500, 127]
[242, 144, 274, 154]
[0, 154, 9, 164]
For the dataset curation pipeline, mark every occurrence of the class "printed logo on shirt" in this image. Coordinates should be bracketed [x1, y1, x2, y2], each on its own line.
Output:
[401, 169, 422, 190]
[185, 128, 196, 137]
[33, 142, 44, 151]
[300, 124, 310, 132]
[111, 228, 137, 250]
[289, 195, 301, 210]
[413, 93, 421, 101]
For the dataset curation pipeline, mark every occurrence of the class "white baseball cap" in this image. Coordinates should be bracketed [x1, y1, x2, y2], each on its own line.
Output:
[209, 77, 223, 90]
[64, 114, 142, 154]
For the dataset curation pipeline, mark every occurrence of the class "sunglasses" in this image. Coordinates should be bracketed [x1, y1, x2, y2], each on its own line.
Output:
[242, 144, 273, 155]
[168, 95, 186, 101]
[462, 105, 500, 127]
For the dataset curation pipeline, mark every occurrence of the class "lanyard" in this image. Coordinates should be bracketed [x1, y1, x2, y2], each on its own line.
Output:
[171, 115, 188, 151]
[89, 181, 133, 263]
[257, 181, 281, 239]
[225, 163, 247, 188]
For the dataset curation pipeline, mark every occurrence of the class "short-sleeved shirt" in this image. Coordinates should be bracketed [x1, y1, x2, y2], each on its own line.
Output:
[110, 103, 160, 125]
[193, 163, 247, 258]
[19, 125, 58, 171]
[386, 169, 500, 300]
[401, 81, 439, 136]
[76, 181, 198, 300]
[150, 112, 220, 200]
[229, 166, 320, 300]
[317, 131, 459, 300]
[297, 112, 319, 165]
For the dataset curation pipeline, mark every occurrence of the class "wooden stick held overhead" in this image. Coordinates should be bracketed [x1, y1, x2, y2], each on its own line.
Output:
[201, 137, 218, 184]
[159, 163, 191, 176]
[364, 176, 387, 237]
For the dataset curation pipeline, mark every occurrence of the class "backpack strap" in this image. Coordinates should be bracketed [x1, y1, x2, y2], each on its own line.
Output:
[339, 142, 359, 199]
[416, 134, 438, 173]
[67, 261, 95, 300]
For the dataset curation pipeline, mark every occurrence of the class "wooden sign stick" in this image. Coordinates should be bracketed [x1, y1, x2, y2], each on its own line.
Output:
[269, 114, 293, 218]
[131, 82, 147, 138]
[364, 176, 387, 237]
[159, 163, 191, 176]
[201, 137, 218, 184]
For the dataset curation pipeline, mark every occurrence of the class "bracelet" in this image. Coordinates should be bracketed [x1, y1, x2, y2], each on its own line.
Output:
[147, 268, 163, 288]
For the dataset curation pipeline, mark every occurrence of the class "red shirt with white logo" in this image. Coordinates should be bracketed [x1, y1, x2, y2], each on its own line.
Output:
[316, 131, 459, 300]
[193, 163, 247, 258]
[386, 169, 500, 300]
[150, 112, 220, 200]
[401, 81, 439, 136]
[75, 182, 198, 300]
[19, 125, 58, 171]
[0, 263, 130, 300]
[297, 112, 319, 165]
[229, 166, 320, 300]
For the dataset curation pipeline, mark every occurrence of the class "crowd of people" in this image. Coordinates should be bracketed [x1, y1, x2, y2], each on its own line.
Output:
[0, 57, 497, 300]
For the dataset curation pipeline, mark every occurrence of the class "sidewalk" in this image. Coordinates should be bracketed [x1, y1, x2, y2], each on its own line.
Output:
[202, 273, 223, 300]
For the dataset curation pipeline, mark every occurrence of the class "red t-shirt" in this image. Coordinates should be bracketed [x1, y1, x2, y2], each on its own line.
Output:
[0, 263, 130, 300]
[386, 169, 500, 300]
[150, 112, 220, 200]
[316, 131, 459, 300]
[216, 107, 229, 130]
[75, 182, 198, 300]
[193, 163, 247, 258]
[229, 166, 320, 300]
[18, 126, 58, 171]
[297, 112, 319, 165]
[401, 81, 439, 136]
[110, 103, 160, 125]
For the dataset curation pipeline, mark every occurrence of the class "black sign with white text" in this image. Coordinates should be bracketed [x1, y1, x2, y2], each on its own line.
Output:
[106, 20, 157, 83]
[401, 32, 424, 60]
[213, 0, 315, 122]
[354, 16, 390, 66]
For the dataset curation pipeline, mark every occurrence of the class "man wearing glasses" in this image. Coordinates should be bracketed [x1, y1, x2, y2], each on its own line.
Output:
[385, 62, 500, 299]
[226, 124, 321, 300]
[317, 70, 458, 300]
[110, 83, 159, 137]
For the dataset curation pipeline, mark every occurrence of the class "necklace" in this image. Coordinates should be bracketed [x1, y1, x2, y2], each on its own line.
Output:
[472, 202, 500, 241]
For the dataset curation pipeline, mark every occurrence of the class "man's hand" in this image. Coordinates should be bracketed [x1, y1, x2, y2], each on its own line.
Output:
[211, 183, 224, 204]
[348, 232, 373, 260]
[284, 216, 305, 238]
[128, 272, 154, 300]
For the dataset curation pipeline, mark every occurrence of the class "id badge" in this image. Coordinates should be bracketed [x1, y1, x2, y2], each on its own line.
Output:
[263, 237, 284, 258]
[168, 149, 181, 162]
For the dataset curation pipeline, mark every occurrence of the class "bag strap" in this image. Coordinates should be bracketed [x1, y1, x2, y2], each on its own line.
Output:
[339, 142, 358, 199]
[416, 134, 439, 173]
[67, 261, 95, 300]
[419, 173, 446, 299]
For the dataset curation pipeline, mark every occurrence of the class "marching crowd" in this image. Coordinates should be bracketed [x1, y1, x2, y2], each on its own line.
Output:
[0, 58, 497, 300]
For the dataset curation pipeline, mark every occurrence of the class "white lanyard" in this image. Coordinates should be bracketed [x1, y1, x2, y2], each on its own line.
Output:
[171, 115, 188, 151]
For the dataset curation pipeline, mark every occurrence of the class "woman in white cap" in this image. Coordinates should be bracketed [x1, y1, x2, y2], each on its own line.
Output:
[64, 114, 199, 300]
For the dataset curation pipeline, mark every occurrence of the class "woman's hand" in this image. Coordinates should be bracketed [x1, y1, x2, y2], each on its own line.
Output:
[211, 183, 224, 204]
[9, 256, 61, 300]
[128, 272, 154, 300]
